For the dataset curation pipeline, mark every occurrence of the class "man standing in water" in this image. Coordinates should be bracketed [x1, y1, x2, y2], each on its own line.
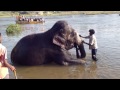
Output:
[80, 29, 98, 61]
[0, 33, 16, 79]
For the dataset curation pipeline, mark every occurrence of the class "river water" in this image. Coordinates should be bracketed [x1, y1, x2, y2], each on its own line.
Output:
[0, 14, 120, 79]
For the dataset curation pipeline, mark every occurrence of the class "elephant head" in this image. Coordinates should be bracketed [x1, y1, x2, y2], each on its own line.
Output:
[51, 20, 86, 59]
[52, 20, 83, 50]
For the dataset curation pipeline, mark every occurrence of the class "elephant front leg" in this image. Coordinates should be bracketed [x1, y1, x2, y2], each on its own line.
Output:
[61, 48, 86, 65]
[62, 61, 69, 66]
[53, 56, 70, 66]
[53, 49, 72, 66]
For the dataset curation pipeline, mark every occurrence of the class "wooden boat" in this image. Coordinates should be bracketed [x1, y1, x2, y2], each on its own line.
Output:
[16, 20, 45, 24]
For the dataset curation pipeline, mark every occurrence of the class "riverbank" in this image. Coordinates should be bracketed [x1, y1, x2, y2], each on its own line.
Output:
[0, 11, 120, 18]
[47, 11, 120, 16]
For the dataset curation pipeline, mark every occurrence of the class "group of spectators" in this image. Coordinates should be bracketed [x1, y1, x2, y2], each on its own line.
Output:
[16, 15, 45, 23]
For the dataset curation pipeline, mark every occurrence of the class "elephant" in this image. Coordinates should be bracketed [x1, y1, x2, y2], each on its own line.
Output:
[11, 20, 86, 66]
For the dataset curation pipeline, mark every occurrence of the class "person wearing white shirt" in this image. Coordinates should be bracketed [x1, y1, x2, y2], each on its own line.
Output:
[0, 33, 16, 79]
[80, 29, 98, 61]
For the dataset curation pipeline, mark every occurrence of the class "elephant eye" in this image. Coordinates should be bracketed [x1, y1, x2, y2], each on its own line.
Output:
[60, 29, 64, 33]
[70, 31, 75, 37]
[61, 33, 65, 37]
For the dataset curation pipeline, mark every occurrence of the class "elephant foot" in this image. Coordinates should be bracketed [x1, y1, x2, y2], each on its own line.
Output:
[79, 59, 86, 64]
[66, 59, 86, 65]
[62, 61, 69, 66]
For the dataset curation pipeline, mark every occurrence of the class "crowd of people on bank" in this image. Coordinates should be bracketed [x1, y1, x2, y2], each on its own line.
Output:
[16, 15, 45, 22]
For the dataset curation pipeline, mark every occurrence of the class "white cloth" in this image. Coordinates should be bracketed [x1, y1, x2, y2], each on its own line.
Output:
[0, 43, 7, 60]
[0, 43, 9, 79]
[89, 35, 98, 49]
[85, 35, 98, 49]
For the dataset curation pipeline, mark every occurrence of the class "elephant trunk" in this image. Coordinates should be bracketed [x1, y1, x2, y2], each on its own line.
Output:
[74, 32, 86, 58]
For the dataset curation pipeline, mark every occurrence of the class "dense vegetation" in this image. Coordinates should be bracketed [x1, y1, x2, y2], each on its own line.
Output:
[6, 24, 22, 35]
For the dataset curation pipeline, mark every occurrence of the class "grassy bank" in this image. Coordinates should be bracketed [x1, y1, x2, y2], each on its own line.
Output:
[47, 11, 120, 16]
[0, 11, 120, 18]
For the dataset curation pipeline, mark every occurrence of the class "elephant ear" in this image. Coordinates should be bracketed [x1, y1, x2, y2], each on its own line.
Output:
[53, 34, 66, 47]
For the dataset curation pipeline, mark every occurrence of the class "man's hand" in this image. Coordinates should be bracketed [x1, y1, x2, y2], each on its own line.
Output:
[82, 40, 85, 43]
[10, 66, 16, 71]
[79, 35, 82, 37]
[82, 40, 90, 46]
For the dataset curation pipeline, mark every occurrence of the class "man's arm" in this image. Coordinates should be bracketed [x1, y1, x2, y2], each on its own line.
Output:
[82, 41, 91, 46]
[4, 60, 16, 71]
[4, 48, 16, 71]
[79, 35, 90, 39]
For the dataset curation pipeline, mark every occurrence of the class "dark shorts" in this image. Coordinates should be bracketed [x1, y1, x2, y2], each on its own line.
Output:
[92, 49, 97, 56]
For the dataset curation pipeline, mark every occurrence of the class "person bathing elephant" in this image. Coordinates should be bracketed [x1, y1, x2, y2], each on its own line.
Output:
[11, 20, 86, 66]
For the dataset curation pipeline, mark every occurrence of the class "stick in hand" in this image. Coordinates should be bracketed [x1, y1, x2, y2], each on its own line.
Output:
[13, 70, 17, 79]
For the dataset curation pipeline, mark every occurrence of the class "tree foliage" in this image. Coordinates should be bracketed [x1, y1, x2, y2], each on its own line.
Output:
[6, 24, 22, 35]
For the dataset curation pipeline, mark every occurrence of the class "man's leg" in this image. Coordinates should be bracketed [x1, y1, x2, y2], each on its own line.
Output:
[92, 49, 98, 61]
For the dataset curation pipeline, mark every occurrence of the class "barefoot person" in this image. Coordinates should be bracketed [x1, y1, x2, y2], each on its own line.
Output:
[80, 29, 98, 61]
[0, 33, 16, 79]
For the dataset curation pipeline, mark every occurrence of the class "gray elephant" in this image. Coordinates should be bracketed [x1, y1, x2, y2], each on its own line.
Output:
[11, 20, 86, 66]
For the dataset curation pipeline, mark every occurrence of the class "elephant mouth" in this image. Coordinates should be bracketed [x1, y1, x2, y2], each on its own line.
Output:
[53, 35, 66, 47]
